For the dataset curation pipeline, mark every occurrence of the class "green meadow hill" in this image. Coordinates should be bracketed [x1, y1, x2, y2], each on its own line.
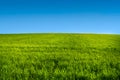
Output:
[0, 34, 120, 80]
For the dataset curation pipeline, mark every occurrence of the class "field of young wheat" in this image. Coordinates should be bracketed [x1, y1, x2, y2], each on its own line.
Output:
[0, 34, 120, 80]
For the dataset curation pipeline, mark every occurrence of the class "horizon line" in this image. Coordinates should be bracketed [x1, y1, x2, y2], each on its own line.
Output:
[0, 32, 119, 35]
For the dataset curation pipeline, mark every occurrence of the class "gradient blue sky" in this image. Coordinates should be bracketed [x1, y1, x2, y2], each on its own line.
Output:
[0, 0, 120, 34]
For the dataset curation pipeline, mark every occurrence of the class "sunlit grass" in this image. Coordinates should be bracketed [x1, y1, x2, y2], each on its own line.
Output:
[0, 34, 120, 80]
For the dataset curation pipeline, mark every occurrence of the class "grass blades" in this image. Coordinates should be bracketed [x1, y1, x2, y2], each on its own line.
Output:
[0, 34, 120, 80]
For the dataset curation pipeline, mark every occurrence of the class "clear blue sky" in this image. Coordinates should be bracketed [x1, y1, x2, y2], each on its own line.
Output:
[0, 0, 120, 34]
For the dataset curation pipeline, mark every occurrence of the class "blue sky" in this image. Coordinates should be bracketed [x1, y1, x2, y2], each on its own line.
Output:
[0, 0, 120, 34]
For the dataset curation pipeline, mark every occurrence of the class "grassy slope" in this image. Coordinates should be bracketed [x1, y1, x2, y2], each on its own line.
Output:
[0, 34, 120, 80]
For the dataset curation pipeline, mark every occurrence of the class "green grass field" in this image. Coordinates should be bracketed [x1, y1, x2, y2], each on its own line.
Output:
[0, 34, 120, 80]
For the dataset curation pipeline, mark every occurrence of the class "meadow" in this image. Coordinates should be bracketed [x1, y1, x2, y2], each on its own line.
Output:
[0, 33, 120, 80]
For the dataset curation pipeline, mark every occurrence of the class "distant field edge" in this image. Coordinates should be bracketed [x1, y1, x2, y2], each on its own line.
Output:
[0, 33, 120, 35]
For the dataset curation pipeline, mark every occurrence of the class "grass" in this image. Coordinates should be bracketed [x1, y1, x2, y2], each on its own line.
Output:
[0, 33, 120, 80]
